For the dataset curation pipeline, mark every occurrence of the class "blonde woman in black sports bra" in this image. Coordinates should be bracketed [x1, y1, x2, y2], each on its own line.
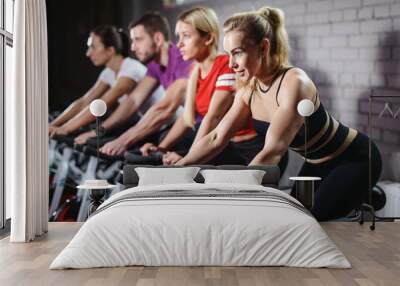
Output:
[176, 6, 382, 221]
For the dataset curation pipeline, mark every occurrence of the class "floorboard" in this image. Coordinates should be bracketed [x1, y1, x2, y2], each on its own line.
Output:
[0, 222, 399, 286]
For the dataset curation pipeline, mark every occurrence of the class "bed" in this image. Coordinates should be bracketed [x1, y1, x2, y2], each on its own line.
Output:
[50, 165, 350, 269]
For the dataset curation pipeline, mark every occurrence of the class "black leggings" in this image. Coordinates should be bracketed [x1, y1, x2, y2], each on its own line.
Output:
[294, 132, 382, 221]
[208, 135, 289, 175]
[207, 135, 289, 175]
[207, 135, 264, 165]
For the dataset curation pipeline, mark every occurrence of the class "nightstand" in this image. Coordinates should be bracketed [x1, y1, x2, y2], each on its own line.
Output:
[77, 180, 116, 217]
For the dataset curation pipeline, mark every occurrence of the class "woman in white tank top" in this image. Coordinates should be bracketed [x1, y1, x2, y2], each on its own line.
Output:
[49, 25, 163, 138]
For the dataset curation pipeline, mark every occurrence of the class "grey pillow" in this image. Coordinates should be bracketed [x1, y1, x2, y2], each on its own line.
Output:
[135, 167, 201, 186]
[200, 169, 266, 185]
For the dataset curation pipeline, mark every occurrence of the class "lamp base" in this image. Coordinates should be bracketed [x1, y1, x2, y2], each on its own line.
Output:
[289, 176, 321, 210]
[295, 180, 315, 210]
[88, 188, 107, 216]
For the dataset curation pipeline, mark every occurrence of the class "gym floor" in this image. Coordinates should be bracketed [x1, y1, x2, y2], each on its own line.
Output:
[1, 222, 399, 286]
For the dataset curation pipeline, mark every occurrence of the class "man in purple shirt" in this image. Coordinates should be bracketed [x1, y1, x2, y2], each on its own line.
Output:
[99, 12, 193, 156]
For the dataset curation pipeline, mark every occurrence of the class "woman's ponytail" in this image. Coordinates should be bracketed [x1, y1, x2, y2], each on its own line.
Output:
[91, 25, 131, 57]
[117, 28, 131, 57]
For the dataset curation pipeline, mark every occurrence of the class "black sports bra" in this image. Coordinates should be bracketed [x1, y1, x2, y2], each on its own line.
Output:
[250, 67, 355, 164]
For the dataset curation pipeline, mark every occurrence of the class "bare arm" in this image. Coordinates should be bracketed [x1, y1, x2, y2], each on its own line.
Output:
[250, 70, 313, 165]
[100, 79, 187, 156]
[50, 80, 109, 128]
[176, 92, 250, 165]
[159, 89, 234, 150]
[158, 115, 190, 150]
[101, 76, 159, 132]
[191, 89, 234, 146]
[117, 79, 186, 144]
[59, 77, 136, 134]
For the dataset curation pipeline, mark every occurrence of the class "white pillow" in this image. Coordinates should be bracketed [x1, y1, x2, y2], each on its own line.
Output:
[135, 167, 200, 186]
[200, 169, 266, 185]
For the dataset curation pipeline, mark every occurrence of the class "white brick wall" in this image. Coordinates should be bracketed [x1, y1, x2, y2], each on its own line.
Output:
[390, 3, 400, 16]
[332, 22, 360, 34]
[321, 36, 347, 48]
[359, 7, 374, 19]
[349, 34, 379, 47]
[375, 5, 390, 18]
[307, 1, 333, 12]
[333, 0, 362, 9]
[162, 0, 400, 179]
[360, 19, 392, 33]
[364, 0, 395, 6]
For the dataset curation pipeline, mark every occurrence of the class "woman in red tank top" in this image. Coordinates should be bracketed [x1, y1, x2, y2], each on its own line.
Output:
[140, 6, 262, 165]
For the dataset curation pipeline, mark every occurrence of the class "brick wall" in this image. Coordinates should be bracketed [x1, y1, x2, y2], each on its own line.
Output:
[161, 0, 400, 180]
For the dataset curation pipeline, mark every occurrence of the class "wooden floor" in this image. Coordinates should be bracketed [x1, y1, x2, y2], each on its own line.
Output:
[0, 222, 399, 286]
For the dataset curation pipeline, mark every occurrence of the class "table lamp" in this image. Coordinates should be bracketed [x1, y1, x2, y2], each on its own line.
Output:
[297, 99, 315, 162]
[89, 99, 107, 162]
[289, 99, 320, 210]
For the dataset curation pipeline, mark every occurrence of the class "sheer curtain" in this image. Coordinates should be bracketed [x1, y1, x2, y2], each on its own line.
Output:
[7, 0, 48, 242]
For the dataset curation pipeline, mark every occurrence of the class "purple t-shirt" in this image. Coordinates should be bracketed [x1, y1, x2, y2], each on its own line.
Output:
[146, 43, 193, 89]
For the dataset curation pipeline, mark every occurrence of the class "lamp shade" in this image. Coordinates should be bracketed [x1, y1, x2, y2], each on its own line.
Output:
[297, 99, 314, 117]
[87, 36, 93, 47]
[90, 99, 107, 117]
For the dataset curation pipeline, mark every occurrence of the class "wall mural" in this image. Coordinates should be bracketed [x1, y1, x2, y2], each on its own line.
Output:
[47, 0, 397, 224]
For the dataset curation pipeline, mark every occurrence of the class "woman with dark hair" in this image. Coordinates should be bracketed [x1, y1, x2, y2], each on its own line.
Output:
[176, 6, 382, 221]
[49, 25, 163, 137]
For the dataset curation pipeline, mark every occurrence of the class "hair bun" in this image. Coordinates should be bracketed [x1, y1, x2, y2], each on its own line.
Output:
[257, 7, 270, 19]
[258, 6, 283, 28]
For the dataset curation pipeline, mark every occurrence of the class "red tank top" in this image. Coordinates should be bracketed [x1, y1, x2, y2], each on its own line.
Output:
[195, 55, 256, 137]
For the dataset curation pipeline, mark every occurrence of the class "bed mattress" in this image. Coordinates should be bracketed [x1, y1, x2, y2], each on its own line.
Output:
[50, 183, 350, 269]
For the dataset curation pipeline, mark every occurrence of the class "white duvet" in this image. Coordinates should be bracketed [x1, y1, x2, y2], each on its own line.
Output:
[50, 183, 351, 269]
